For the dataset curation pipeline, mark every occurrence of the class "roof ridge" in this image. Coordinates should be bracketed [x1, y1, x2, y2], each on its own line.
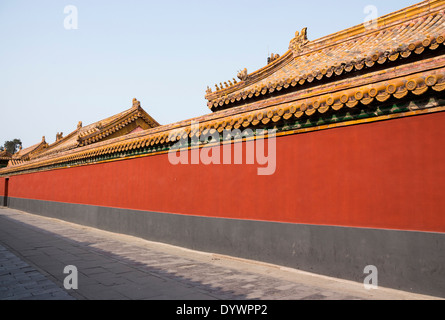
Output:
[307, 0, 445, 53]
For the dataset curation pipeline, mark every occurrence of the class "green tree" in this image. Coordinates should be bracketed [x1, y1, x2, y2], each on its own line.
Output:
[4, 139, 22, 154]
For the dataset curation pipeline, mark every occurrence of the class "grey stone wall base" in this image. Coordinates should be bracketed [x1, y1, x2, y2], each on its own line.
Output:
[7, 197, 445, 298]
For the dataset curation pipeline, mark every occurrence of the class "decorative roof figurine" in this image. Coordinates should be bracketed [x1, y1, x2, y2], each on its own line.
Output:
[237, 68, 248, 81]
[132, 98, 141, 108]
[95, 122, 103, 130]
[267, 53, 280, 64]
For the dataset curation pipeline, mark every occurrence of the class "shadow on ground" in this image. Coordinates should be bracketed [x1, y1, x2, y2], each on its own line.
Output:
[0, 209, 249, 300]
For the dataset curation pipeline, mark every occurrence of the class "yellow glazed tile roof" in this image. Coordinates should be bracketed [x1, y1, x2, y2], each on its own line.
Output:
[0, 150, 12, 161]
[205, 0, 445, 111]
[11, 137, 48, 161]
[32, 99, 160, 160]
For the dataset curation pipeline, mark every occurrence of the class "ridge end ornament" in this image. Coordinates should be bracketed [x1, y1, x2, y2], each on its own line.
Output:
[289, 27, 309, 56]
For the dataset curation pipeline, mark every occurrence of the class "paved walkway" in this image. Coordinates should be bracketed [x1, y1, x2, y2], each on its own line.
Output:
[0, 207, 441, 300]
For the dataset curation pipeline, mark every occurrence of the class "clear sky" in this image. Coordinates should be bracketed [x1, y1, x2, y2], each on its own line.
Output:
[0, 0, 421, 148]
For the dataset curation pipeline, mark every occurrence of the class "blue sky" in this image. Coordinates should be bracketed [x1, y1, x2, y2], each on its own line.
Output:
[0, 0, 420, 148]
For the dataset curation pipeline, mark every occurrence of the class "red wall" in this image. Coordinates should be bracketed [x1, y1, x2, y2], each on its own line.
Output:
[0, 177, 5, 197]
[7, 112, 445, 233]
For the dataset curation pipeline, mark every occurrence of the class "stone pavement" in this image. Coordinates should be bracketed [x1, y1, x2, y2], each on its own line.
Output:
[0, 244, 73, 300]
[0, 207, 441, 300]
